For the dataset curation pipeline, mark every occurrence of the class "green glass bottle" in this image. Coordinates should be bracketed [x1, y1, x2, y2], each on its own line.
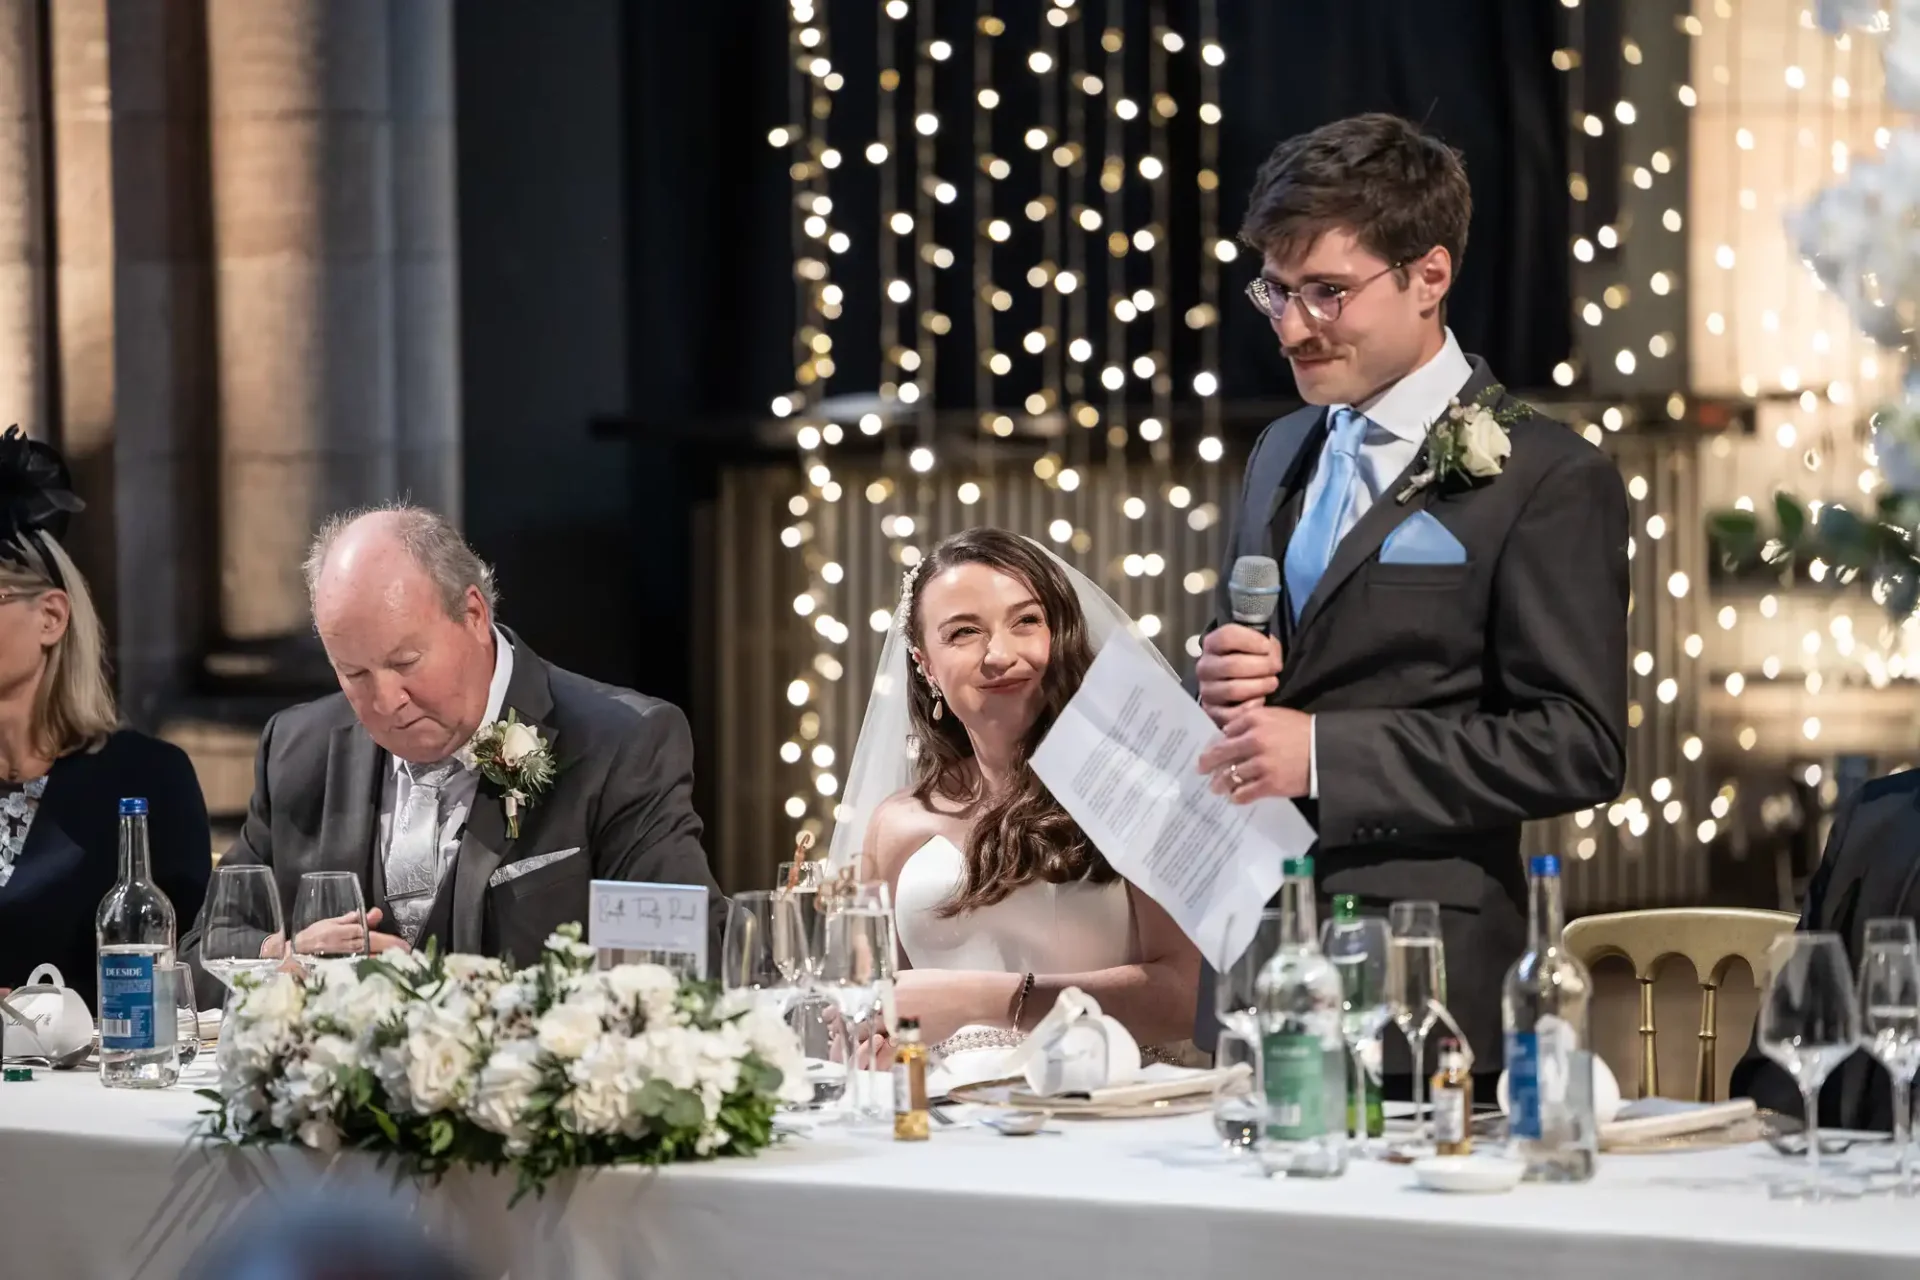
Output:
[1331, 894, 1385, 1139]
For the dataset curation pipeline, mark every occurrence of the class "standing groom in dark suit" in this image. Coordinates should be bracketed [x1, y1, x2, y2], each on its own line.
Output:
[1194, 114, 1629, 1082]
[183, 505, 721, 1001]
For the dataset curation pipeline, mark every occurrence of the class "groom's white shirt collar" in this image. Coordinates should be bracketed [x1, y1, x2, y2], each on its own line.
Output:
[1336, 327, 1473, 443]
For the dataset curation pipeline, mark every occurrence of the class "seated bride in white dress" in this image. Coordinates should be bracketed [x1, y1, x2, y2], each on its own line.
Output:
[829, 527, 1198, 1079]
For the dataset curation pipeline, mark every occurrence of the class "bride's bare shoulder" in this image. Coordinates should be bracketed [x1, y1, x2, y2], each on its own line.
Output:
[863, 791, 945, 881]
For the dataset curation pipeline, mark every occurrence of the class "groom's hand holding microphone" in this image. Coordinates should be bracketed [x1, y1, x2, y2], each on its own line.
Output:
[1196, 556, 1312, 802]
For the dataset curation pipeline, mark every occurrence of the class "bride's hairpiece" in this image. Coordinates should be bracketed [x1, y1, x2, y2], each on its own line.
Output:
[893, 555, 937, 687]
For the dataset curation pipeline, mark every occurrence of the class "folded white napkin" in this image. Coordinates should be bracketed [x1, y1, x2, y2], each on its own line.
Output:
[1001, 987, 1142, 1097]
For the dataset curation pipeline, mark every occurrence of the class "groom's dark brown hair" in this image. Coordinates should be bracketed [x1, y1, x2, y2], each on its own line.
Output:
[1241, 112, 1472, 288]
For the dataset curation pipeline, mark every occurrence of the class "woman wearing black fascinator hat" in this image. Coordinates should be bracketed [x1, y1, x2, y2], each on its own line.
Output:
[0, 428, 210, 1012]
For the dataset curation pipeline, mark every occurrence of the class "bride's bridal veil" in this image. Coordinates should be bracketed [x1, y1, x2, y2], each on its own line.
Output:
[827, 532, 1178, 872]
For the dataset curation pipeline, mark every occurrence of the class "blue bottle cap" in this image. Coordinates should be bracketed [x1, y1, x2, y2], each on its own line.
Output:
[1529, 854, 1561, 877]
[119, 797, 148, 816]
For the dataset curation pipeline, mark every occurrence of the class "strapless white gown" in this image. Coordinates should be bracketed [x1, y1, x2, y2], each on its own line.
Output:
[893, 834, 1135, 1081]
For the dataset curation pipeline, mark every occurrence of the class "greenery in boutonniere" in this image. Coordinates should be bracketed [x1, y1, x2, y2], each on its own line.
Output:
[1396, 386, 1531, 504]
[460, 709, 556, 838]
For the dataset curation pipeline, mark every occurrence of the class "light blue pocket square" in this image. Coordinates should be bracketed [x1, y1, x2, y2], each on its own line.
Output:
[1380, 511, 1467, 565]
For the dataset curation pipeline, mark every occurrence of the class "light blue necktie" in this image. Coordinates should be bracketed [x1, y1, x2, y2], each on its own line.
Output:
[1284, 407, 1372, 623]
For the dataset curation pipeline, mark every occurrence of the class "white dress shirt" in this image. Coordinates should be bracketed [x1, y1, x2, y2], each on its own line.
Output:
[376, 628, 516, 902]
[1306, 329, 1474, 797]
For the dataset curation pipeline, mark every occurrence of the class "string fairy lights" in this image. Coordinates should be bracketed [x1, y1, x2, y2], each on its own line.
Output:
[770, 0, 1232, 846]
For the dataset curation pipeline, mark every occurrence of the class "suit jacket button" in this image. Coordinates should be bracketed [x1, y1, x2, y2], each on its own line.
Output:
[1388, 826, 1400, 837]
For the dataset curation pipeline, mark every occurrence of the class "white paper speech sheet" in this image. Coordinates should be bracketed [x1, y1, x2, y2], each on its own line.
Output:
[1030, 629, 1316, 972]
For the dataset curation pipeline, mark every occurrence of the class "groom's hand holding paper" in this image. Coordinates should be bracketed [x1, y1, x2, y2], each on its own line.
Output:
[1030, 627, 1315, 972]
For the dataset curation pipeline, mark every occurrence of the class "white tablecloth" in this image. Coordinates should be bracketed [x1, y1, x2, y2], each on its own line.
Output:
[2, 1064, 1917, 1280]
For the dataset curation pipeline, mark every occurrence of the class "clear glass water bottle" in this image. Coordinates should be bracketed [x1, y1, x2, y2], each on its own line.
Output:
[96, 797, 179, 1088]
[1501, 854, 1596, 1180]
[1254, 856, 1348, 1178]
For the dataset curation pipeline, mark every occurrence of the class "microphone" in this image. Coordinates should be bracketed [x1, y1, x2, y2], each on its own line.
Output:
[1228, 555, 1282, 629]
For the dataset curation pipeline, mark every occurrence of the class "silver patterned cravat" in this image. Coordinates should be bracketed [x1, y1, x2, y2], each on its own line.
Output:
[385, 758, 462, 941]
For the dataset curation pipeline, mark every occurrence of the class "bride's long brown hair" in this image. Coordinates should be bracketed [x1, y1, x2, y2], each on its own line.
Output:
[903, 528, 1115, 916]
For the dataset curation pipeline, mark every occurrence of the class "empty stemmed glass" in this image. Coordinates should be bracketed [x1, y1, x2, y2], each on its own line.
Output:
[1388, 901, 1446, 1154]
[1759, 932, 1863, 1200]
[1217, 909, 1286, 1039]
[198, 865, 288, 1005]
[1858, 918, 1920, 1195]
[814, 879, 892, 1126]
[722, 890, 809, 1017]
[1323, 914, 1392, 1152]
[289, 872, 370, 968]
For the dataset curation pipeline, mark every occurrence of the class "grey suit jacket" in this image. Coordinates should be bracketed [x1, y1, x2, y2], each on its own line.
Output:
[182, 631, 721, 1003]
[1197, 358, 1630, 1072]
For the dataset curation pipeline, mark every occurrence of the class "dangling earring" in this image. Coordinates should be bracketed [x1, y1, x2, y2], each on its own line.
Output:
[932, 690, 945, 721]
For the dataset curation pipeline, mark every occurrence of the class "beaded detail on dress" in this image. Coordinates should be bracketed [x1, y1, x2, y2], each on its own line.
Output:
[0, 775, 48, 889]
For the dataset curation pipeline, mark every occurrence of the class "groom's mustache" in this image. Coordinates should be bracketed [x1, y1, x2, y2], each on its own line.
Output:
[1283, 343, 1340, 361]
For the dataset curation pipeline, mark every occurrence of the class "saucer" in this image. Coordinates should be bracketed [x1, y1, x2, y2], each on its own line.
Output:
[1411, 1155, 1525, 1194]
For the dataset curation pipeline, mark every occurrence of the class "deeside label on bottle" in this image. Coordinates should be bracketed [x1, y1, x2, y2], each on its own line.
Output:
[99, 954, 160, 1051]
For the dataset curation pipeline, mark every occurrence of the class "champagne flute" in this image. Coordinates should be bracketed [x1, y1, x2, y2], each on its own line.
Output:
[775, 860, 826, 986]
[1859, 918, 1920, 1195]
[815, 898, 890, 1127]
[1388, 900, 1446, 1153]
[289, 872, 370, 967]
[1217, 908, 1286, 1040]
[1759, 932, 1862, 1200]
[1323, 915, 1392, 1151]
[198, 865, 288, 1000]
[1211, 1026, 1264, 1154]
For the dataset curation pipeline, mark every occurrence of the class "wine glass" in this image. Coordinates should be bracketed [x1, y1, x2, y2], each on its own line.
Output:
[723, 891, 808, 1016]
[1388, 900, 1446, 1153]
[1758, 932, 1863, 1200]
[198, 865, 288, 1001]
[1323, 915, 1393, 1151]
[289, 872, 370, 967]
[1858, 918, 1920, 1195]
[815, 893, 891, 1127]
[1217, 908, 1286, 1039]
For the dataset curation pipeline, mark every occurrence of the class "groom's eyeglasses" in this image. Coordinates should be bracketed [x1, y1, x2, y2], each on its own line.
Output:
[1245, 260, 1407, 324]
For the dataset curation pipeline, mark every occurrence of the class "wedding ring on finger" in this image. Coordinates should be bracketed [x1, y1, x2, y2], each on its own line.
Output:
[1228, 763, 1244, 789]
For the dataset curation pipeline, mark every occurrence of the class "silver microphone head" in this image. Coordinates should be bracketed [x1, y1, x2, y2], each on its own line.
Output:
[1228, 555, 1282, 627]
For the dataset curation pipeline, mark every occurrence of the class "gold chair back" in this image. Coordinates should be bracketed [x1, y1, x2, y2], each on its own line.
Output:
[1561, 908, 1797, 1101]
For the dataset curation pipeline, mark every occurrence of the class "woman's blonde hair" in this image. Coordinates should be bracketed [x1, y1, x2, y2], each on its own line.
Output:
[0, 533, 118, 755]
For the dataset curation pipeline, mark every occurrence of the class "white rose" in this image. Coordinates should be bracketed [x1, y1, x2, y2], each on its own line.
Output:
[1457, 409, 1511, 478]
[468, 1040, 543, 1138]
[237, 971, 305, 1027]
[499, 721, 541, 764]
[536, 1002, 602, 1060]
[404, 1025, 475, 1112]
[444, 954, 505, 983]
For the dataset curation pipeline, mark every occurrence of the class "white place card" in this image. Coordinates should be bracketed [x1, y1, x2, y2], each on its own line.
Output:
[588, 880, 709, 978]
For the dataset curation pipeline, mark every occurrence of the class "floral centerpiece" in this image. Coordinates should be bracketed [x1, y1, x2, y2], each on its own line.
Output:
[199, 926, 808, 1200]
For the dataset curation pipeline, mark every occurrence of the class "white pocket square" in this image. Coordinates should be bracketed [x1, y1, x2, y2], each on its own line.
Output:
[488, 847, 581, 888]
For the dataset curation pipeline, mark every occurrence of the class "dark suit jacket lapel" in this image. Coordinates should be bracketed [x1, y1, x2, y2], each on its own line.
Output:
[324, 722, 388, 923]
[1292, 357, 1502, 637]
[447, 631, 558, 955]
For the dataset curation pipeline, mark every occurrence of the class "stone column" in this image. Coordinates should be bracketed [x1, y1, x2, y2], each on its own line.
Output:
[0, 0, 48, 435]
[107, 0, 218, 722]
[389, 0, 460, 522]
[50, 0, 117, 637]
[206, 0, 397, 642]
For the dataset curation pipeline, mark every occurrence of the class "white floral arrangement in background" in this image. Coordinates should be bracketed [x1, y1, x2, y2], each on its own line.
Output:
[199, 926, 808, 1200]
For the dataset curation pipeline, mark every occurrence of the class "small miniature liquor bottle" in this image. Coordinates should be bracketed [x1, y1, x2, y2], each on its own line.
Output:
[1431, 1037, 1473, 1156]
[893, 1017, 930, 1141]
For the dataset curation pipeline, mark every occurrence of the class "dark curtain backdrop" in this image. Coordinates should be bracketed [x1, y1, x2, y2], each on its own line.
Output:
[456, 0, 1570, 723]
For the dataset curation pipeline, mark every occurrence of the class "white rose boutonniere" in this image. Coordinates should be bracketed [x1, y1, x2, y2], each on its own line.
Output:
[462, 709, 556, 838]
[1396, 385, 1528, 503]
